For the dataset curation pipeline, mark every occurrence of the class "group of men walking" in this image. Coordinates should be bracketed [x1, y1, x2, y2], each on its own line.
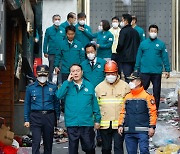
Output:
[24, 11, 170, 154]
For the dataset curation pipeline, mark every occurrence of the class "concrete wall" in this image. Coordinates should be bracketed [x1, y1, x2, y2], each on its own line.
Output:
[42, 0, 77, 65]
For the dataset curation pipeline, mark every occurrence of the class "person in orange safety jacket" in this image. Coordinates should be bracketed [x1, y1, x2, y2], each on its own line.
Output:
[118, 71, 157, 154]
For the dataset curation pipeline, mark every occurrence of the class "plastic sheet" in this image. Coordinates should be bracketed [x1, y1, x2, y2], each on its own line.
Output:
[152, 123, 180, 147]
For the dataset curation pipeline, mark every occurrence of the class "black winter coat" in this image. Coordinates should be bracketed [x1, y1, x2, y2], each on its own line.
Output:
[116, 25, 140, 62]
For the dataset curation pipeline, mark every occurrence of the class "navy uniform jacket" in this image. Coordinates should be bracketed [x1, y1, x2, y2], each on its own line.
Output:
[24, 81, 60, 122]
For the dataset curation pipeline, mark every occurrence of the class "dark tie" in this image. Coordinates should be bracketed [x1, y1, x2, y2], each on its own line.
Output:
[91, 61, 94, 69]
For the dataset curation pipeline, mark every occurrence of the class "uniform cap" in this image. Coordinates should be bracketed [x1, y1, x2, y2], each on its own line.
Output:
[127, 71, 141, 80]
[104, 60, 118, 72]
[36, 65, 49, 76]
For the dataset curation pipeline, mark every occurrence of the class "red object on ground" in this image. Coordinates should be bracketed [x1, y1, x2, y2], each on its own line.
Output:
[3, 146, 18, 154]
[0, 141, 18, 154]
[33, 58, 42, 77]
[14, 136, 22, 147]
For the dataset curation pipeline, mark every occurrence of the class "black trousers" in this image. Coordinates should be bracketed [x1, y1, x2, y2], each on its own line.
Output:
[100, 126, 124, 154]
[121, 62, 135, 83]
[67, 126, 95, 154]
[30, 112, 55, 154]
[140, 73, 162, 110]
[48, 54, 55, 82]
[111, 53, 121, 77]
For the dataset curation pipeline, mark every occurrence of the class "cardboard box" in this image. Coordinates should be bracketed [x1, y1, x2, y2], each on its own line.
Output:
[0, 124, 14, 145]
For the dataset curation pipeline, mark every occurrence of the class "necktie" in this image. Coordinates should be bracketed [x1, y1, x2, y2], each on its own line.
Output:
[91, 61, 94, 69]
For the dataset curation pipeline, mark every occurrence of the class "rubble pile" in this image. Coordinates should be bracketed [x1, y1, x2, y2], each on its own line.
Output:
[149, 98, 180, 153]
[54, 127, 68, 144]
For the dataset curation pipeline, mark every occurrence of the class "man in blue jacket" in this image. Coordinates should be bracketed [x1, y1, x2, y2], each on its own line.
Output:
[134, 24, 170, 110]
[24, 65, 60, 154]
[43, 14, 65, 82]
[56, 64, 101, 154]
[75, 12, 93, 47]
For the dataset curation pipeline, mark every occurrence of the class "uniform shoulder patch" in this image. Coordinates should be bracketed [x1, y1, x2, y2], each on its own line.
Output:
[28, 82, 35, 86]
[150, 99, 155, 104]
[48, 81, 56, 85]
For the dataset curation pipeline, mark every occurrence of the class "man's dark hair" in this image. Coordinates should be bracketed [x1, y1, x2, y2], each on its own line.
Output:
[65, 25, 76, 33]
[149, 24, 159, 32]
[85, 43, 96, 51]
[67, 12, 76, 20]
[52, 14, 61, 20]
[132, 16, 137, 23]
[112, 16, 120, 21]
[77, 12, 86, 19]
[122, 14, 132, 24]
[70, 64, 82, 71]
[101, 20, 110, 31]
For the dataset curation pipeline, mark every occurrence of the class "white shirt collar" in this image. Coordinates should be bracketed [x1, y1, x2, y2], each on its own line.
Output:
[73, 80, 83, 90]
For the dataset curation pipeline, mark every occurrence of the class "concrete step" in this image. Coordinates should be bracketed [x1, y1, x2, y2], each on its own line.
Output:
[161, 72, 180, 89]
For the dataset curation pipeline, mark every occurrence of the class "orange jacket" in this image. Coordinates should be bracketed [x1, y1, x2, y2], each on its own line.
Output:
[118, 86, 157, 133]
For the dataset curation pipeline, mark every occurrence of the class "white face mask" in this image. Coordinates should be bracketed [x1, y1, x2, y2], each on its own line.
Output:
[129, 82, 136, 89]
[98, 25, 103, 32]
[87, 53, 96, 61]
[112, 22, 119, 28]
[54, 20, 60, 26]
[106, 75, 117, 84]
[37, 76, 48, 84]
[79, 20, 85, 26]
[73, 21, 77, 26]
[149, 32, 157, 39]
[120, 21, 125, 28]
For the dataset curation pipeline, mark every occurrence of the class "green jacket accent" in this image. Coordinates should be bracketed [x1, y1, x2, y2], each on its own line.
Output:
[60, 21, 70, 29]
[54, 39, 85, 73]
[93, 31, 114, 58]
[135, 38, 170, 74]
[81, 57, 106, 87]
[56, 79, 101, 127]
[75, 23, 93, 47]
[134, 25, 146, 42]
[43, 25, 65, 54]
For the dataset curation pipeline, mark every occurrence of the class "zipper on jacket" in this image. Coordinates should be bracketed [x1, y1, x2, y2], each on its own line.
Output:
[42, 86, 44, 110]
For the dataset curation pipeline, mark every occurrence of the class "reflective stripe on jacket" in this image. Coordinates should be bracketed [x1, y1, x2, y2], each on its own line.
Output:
[118, 87, 157, 134]
[95, 76, 130, 129]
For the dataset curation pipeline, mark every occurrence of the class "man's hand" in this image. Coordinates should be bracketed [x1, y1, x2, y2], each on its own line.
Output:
[164, 72, 170, 79]
[24, 122, 30, 128]
[148, 128, 155, 137]
[55, 67, 60, 74]
[78, 26, 84, 31]
[96, 44, 100, 48]
[118, 127, 123, 136]
[67, 73, 73, 82]
[94, 123, 100, 129]
[44, 53, 48, 58]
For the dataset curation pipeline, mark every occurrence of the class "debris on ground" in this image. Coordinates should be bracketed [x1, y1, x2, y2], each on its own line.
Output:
[54, 127, 68, 144]
[155, 144, 180, 153]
